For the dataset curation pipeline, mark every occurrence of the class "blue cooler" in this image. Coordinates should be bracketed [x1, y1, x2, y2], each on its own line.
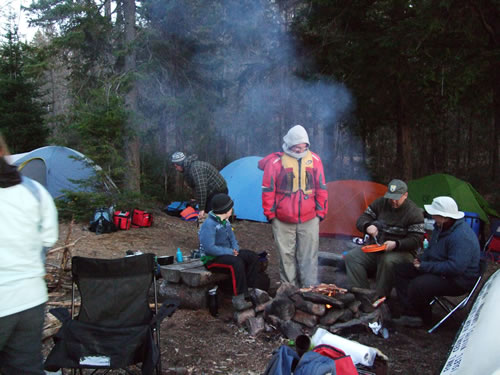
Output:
[463, 211, 481, 238]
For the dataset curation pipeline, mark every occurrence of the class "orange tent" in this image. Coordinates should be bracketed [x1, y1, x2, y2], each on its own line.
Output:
[319, 180, 387, 237]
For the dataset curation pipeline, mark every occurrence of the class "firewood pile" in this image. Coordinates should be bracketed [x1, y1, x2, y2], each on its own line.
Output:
[236, 282, 390, 339]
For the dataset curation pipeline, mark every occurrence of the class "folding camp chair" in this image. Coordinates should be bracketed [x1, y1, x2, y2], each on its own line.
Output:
[427, 259, 487, 333]
[483, 221, 500, 262]
[44, 253, 178, 374]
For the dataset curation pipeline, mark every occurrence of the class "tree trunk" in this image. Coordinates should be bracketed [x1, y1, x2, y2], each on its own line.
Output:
[397, 83, 413, 180]
[471, 0, 500, 183]
[123, 0, 140, 192]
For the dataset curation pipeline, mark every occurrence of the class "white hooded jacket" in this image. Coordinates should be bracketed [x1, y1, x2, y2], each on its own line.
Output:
[0, 178, 58, 317]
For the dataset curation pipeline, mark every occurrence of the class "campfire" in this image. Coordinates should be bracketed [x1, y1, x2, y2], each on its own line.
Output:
[239, 282, 390, 339]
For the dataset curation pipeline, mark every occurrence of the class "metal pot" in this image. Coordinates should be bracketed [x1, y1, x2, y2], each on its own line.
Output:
[157, 255, 174, 266]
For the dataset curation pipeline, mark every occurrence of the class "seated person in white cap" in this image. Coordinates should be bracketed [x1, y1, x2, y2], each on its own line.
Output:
[344, 179, 425, 300]
[198, 193, 260, 311]
[393, 196, 481, 327]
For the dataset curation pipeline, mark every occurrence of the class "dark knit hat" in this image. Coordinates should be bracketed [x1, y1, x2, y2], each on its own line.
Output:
[211, 193, 234, 214]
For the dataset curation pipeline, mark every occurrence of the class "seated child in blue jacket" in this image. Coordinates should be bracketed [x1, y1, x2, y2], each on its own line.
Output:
[198, 193, 259, 311]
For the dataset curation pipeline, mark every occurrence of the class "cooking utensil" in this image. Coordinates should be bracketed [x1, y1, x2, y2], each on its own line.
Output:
[361, 243, 387, 253]
[157, 255, 174, 266]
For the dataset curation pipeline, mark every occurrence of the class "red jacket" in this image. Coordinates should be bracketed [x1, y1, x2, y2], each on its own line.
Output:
[258, 151, 328, 224]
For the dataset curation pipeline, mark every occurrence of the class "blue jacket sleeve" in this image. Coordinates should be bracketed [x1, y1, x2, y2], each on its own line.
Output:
[199, 221, 234, 257]
[419, 232, 476, 277]
[228, 225, 239, 251]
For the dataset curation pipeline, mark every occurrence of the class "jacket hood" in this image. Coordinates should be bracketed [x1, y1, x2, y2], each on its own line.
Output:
[282, 125, 310, 149]
[257, 152, 282, 171]
[183, 154, 199, 170]
[0, 157, 21, 188]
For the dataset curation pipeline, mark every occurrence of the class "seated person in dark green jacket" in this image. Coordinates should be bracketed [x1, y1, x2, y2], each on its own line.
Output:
[345, 179, 425, 299]
[198, 193, 259, 311]
[393, 196, 481, 327]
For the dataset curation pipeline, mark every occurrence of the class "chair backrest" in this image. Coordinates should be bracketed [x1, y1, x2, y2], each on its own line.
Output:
[479, 258, 488, 277]
[72, 254, 155, 328]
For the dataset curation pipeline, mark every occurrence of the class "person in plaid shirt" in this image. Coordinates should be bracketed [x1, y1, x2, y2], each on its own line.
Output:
[171, 152, 228, 221]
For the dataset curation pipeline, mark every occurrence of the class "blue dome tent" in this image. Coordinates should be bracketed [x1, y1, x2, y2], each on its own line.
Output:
[10, 146, 116, 199]
[220, 156, 267, 222]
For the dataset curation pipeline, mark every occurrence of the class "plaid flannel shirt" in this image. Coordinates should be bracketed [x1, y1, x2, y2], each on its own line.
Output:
[184, 159, 227, 211]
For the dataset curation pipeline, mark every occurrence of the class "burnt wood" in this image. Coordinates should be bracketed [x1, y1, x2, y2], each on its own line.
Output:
[301, 292, 344, 308]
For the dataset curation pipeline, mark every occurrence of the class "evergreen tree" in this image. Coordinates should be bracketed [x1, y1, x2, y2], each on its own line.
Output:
[0, 22, 49, 153]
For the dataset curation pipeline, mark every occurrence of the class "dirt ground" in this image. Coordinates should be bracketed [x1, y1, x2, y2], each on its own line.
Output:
[43, 210, 500, 374]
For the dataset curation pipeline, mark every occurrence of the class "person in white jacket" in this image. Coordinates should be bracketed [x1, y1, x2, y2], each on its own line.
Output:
[0, 134, 58, 375]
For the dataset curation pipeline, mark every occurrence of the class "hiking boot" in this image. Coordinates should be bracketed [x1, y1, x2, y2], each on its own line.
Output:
[232, 294, 253, 311]
[392, 315, 423, 328]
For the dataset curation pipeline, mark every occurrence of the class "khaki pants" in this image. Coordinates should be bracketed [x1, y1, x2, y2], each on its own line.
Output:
[272, 217, 319, 288]
[344, 247, 414, 298]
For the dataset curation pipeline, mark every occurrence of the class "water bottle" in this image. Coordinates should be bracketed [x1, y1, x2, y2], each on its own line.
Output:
[176, 248, 183, 263]
[208, 286, 218, 317]
[423, 238, 429, 249]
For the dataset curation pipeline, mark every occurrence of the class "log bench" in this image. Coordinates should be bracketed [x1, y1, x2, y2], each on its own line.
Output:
[159, 259, 229, 309]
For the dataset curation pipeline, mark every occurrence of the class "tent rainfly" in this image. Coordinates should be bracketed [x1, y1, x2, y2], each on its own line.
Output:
[9, 146, 116, 199]
[319, 180, 387, 238]
[220, 156, 267, 223]
[408, 173, 499, 224]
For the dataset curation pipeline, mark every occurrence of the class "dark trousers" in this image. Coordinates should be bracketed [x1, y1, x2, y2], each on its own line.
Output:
[0, 303, 46, 375]
[207, 249, 259, 296]
[394, 263, 468, 323]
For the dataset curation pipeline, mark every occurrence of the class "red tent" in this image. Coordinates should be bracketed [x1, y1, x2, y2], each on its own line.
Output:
[319, 180, 387, 238]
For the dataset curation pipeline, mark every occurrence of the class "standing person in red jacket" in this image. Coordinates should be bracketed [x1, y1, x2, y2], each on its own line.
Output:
[258, 125, 328, 288]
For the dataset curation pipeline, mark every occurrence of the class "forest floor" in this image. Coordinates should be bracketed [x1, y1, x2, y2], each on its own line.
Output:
[43, 210, 500, 375]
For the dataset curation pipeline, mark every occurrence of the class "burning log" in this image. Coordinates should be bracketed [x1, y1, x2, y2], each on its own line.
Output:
[301, 292, 344, 308]
[290, 294, 326, 316]
[299, 283, 348, 296]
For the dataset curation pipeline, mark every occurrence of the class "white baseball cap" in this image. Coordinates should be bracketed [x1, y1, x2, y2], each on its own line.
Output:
[424, 196, 464, 219]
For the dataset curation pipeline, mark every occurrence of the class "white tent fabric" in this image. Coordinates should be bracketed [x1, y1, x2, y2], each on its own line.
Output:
[440, 269, 500, 375]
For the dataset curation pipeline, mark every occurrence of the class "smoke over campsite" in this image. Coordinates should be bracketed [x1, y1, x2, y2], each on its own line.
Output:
[137, 0, 363, 181]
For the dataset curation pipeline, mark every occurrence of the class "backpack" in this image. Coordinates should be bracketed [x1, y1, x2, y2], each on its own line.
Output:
[180, 206, 199, 221]
[263, 345, 300, 375]
[311, 344, 359, 375]
[165, 201, 188, 217]
[89, 208, 116, 234]
[131, 209, 153, 227]
[114, 211, 131, 230]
